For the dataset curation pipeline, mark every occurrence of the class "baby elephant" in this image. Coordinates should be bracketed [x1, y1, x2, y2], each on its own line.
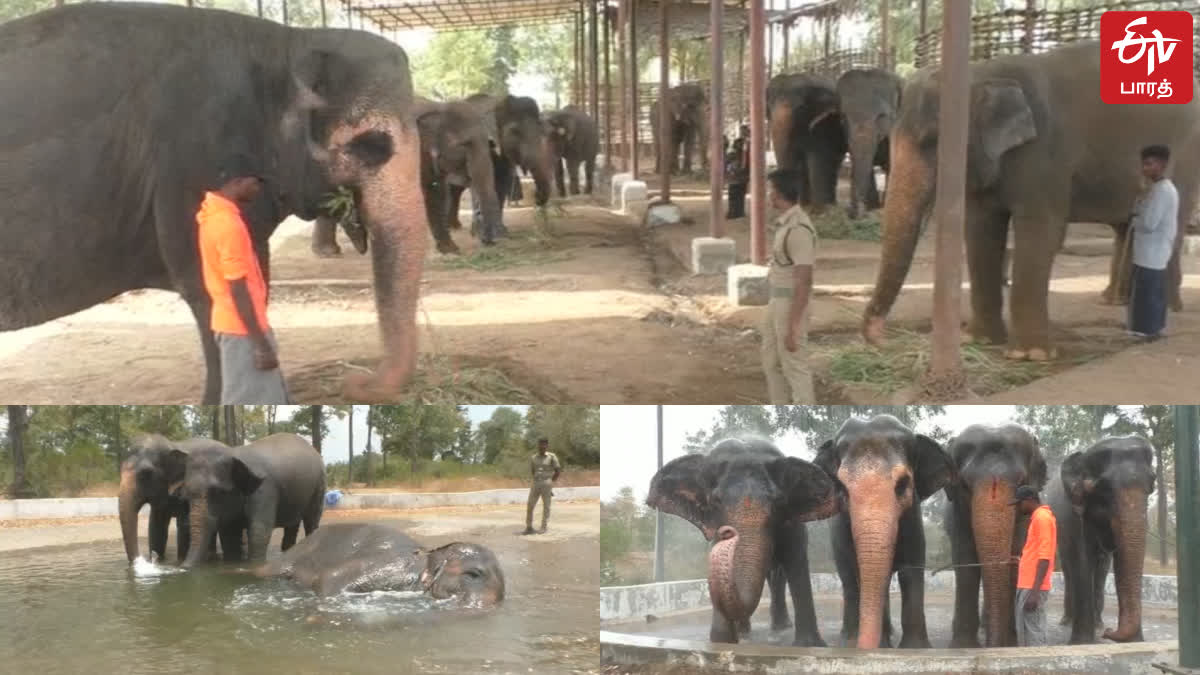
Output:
[249, 522, 505, 607]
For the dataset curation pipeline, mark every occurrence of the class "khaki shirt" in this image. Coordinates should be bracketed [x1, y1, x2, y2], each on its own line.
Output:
[531, 451, 561, 485]
[768, 204, 817, 289]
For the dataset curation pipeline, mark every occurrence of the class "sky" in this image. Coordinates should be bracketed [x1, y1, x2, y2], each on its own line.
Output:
[599, 405, 1020, 502]
[277, 405, 528, 465]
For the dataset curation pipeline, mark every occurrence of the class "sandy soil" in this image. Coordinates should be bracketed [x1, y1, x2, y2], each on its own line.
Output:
[1, 177, 1197, 403]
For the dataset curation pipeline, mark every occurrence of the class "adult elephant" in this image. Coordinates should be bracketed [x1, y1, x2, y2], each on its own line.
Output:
[943, 424, 1046, 647]
[244, 522, 505, 605]
[862, 41, 1200, 360]
[836, 68, 902, 219]
[310, 210, 369, 258]
[813, 415, 954, 649]
[646, 438, 837, 646]
[311, 98, 503, 255]
[444, 94, 553, 238]
[767, 73, 847, 211]
[177, 433, 326, 567]
[118, 434, 229, 563]
[1, 3, 429, 403]
[1050, 436, 1156, 644]
[546, 106, 599, 197]
[650, 83, 709, 174]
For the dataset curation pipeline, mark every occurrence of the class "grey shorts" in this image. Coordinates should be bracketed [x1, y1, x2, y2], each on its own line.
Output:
[216, 330, 290, 404]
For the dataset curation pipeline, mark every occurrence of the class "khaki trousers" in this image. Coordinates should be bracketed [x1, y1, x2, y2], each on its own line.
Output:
[760, 295, 815, 404]
[526, 482, 553, 528]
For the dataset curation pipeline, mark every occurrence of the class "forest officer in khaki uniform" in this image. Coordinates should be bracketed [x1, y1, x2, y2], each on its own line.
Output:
[761, 168, 817, 404]
[524, 438, 561, 534]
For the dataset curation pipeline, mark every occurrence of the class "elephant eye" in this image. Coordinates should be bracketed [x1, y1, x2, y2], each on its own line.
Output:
[895, 474, 911, 497]
[464, 569, 483, 579]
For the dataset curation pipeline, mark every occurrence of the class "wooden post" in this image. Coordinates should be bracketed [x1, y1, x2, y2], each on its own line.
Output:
[737, 27, 746, 122]
[710, 0, 725, 238]
[591, 0, 600, 127]
[927, 0, 970, 391]
[1022, 0, 1037, 54]
[658, 0, 671, 202]
[767, 0, 774, 77]
[574, 10, 582, 105]
[630, 0, 639, 178]
[258, 0, 264, 18]
[618, 0, 628, 168]
[282, 0, 289, 25]
[1175, 405, 1200, 668]
[604, 1, 613, 168]
[880, 0, 890, 69]
[749, 0, 766, 264]
[321, 0, 327, 27]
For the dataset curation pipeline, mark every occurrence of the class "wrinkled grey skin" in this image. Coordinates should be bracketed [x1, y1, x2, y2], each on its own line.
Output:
[249, 522, 505, 606]
[1050, 436, 1155, 645]
[836, 68, 902, 218]
[546, 106, 599, 197]
[311, 98, 503, 256]
[118, 434, 229, 563]
[310, 204, 369, 258]
[0, 4, 428, 403]
[176, 433, 326, 567]
[766, 73, 847, 210]
[650, 83, 710, 174]
[944, 424, 1046, 648]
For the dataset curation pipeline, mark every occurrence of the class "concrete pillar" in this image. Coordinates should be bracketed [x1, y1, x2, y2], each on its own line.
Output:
[727, 263, 769, 305]
[691, 237, 737, 275]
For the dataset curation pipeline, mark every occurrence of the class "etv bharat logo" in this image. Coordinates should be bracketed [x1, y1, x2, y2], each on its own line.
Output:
[1100, 11, 1193, 104]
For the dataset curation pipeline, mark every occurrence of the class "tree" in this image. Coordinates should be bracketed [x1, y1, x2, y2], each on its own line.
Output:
[515, 23, 575, 108]
[524, 405, 601, 466]
[7, 406, 34, 498]
[347, 405, 355, 484]
[372, 404, 467, 474]
[412, 30, 498, 100]
[485, 25, 520, 95]
[478, 407, 525, 464]
[289, 405, 344, 454]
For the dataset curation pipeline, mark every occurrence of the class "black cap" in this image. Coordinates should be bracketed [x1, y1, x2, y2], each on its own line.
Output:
[216, 153, 268, 185]
[1008, 485, 1040, 505]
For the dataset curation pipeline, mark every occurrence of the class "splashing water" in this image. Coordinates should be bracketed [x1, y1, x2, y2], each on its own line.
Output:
[130, 554, 183, 578]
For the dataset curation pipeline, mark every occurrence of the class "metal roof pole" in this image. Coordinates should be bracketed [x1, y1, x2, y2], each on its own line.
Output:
[781, 1, 790, 71]
[603, 0, 613, 168]
[749, 0, 767, 265]
[927, 0, 969, 389]
[1175, 405, 1200, 668]
[282, 0, 289, 25]
[737, 22, 746, 123]
[658, 0, 670, 202]
[574, 10, 582, 105]
[630, 0, 639, 178]
[709, 0, 725, 239]
[767, 0, 774, 77]
[591, 0, 600, 125]
[258, 0, 264, 18]
[880, 0, 889, 69]
[618, 0, 628, 169]
[320, 0, 327, 26]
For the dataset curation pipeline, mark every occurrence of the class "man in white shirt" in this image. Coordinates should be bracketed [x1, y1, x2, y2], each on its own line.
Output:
[1128, 145, 1179, 341]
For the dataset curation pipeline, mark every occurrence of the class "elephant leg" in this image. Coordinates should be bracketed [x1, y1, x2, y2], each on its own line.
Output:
[1061, 551, 1074, 626]
[585, 159, 595, 195]
[865, 169, 882, 211]
[311, 214, 342, 257]
[805, 151, 835, 212]
[247, 518, 272, 562]
[447, 185, 466, 230]
[555, 157, 567, 198]
[949, 502, 982, 648]
[681, 133, 694, 174]
[1068, 532, 1099, 643]
[767, 564, 792, 630]
[896, 566, 931, 648]
[219, 520, 245, 562]
[281, 524, 299, 551]
[965, 206, 1011, 345]
[794, 159, 812, 208]
[1006, 209, 1066, 360]
[147, 506, 170, 561]
[710, 608, 739, 644]
[175, 511, 191, 563]
[1094, 551, 1111, 628]
[425, 180, 459, 255]
[780, 523, 825, 647]
[831, 513, 860, 646]
[568, 160, 581, 195]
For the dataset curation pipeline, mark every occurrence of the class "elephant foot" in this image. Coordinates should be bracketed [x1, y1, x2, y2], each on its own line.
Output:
[966, 319, 1007, 345]
[312, 244, 342, 258]
[897, 634, 931, 649]
[791, 632, 825, 648]
[949, 634, 981, 649]
[736, 618, 751, 637]
[448, 218, 464, 230]
[436, 239, 460, 255]
[1059, 614, 1073, 626]
[862, 315, 887, 347]
[1099, 288, 1117, 305]
[1102, 627, 1143, 643]
[771, 616, 793, 631]
[1004, 346, 1057, 361]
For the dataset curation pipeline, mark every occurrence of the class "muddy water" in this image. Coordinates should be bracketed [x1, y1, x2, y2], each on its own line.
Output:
[0, 530, 598, 675]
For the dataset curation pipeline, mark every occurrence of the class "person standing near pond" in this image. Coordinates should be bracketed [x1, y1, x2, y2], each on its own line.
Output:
[1127, 144, 1179, 341]
[524, 438, 561, 535]
[196, 153, 290, 404]
[1011, 485, 1057, 647]
[761, 168, 817, 404]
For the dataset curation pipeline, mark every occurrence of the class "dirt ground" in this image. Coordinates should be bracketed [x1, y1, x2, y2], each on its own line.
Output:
[1, 175, 1197, 403]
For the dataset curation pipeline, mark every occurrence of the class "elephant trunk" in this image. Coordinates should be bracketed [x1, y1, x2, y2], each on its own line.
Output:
[847, 489, 900, 649]
[180, 493, 210, 569]
[707, 524, 769, 636]
[846, 126, 878, 219]
[468, 146, 503, 236]
[865, 133, 934, 323]
[529, 134, 555, 206]
[1104, 489, 1148, 642]
[768, 102, 795, 169]
[355, 120, 429, 396]
[972, 480, 1017, 647]
[118, 465, 143, 563]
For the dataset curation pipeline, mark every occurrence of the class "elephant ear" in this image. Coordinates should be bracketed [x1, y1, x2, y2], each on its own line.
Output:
[769, 456, 840, 522]
[812, 439, 840, 481]
[1061, 451, 1092, 515]
[646, 454, 717, 538]
[970, 78, 1037, 189]
[911, 435, 955, 501]
[164, 447, 191, 497]
[230, 457, 266, 496]
[1029, 437, 1049, 491]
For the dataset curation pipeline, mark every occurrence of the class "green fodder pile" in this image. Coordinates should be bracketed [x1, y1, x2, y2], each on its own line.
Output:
[811, 208, 882, 241]
[434, 206, 573, 272]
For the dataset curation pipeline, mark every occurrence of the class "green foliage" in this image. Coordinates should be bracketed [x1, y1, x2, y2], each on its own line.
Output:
[812, 209, 881, 242]
[515, 23, 574, 108]
[478, 406, 526, 464]
[523, 405, 601, 465]
[320, 187, 361, 232]
[372, 404, 468, 471]
[412, 29, 498, 100]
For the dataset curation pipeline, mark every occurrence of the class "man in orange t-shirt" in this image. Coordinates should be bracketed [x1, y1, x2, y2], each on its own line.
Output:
[196, 154, 289, 404]
[1010, 484, 1057, 646]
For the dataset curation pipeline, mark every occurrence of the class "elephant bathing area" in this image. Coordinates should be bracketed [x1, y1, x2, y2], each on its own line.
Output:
[0, 501, 601, 675]
[0, 182, 1197, 404]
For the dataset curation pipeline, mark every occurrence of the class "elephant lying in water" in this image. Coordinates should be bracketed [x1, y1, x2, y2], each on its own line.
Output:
[246, 522, 505, 606]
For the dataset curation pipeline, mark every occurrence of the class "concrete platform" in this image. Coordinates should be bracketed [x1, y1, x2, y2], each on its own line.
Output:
[691, 236, 737, 275]
[727, 263, 769, 306]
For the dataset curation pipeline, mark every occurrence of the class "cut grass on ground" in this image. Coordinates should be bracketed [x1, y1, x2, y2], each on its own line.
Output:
[812, 208, 882, 242]
[384, 353, 559, 404]
[433, 226, 572, 272]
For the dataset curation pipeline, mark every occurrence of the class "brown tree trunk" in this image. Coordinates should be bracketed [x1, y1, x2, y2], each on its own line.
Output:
[6, 406, 33, 498]
[223, 406, 238, 446]
[365, 406, 375, 486]
[210, 407, 220, 441]
[113, 406, 123, 474]
[267, 405, 276, 434]
[311, 405, 323, 455]
[347, 406, 355, 485]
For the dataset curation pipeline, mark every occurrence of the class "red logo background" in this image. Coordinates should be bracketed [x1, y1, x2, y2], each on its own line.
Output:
[1100, 11, 1193, 104]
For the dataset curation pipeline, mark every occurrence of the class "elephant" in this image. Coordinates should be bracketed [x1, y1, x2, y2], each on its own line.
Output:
[767, 73, 848, 211]
[1050, 436, 1156, 644]
[862, 41, 1200, 361]
[1, 3, 430, 403]
[443, 94, 553, 240]
[118, 433, 230, 563]
[836, 68, 902, 219]
[813, 415, 955, 649]
[646, 438, 838, 646]
[176, 432, 326, 567]
[310, 98, 503, 256]
[943, 423, 1046, 648]
[546, 106, 599, 197]
[245, 522, 505, 606]
[310, 209, 369, 258]
[650, 83, 709, 175]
